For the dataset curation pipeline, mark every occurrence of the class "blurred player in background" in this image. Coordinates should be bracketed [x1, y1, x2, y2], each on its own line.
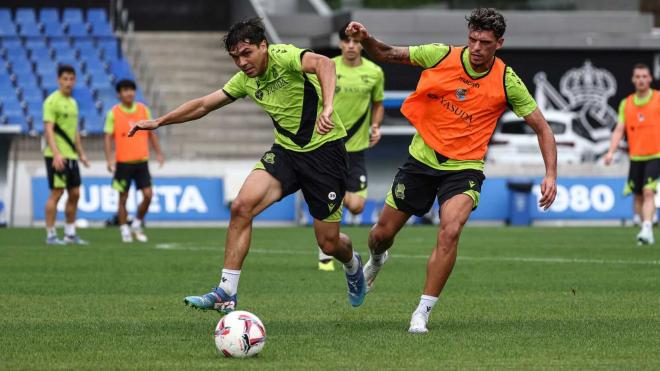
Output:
[129, 18, 367, 312]
[104, 79, 164, 243]
[317, 23, 385, 272]
[347, 8, 557, 333]
[43, 65, 90, 245]
[604, 63, 659, 245]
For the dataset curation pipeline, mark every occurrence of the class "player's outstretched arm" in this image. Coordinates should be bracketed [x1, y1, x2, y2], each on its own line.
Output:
[345, 21, 411, 65]
[524, 107, 557, 210]
[604, 123, 625, 166]
[128, 90, 233, 137]
[301, 52, 336, 134]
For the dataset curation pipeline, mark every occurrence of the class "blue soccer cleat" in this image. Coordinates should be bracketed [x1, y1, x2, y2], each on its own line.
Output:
[46, 236, 66, 245]
[345, 253, 367, 307]
[63, 235, 89, 245]
[184, 287, 237, 313]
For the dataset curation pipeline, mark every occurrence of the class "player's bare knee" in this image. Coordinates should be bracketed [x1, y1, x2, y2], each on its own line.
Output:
[230, 198, 255, 220]
[49, 189, 64, 201]
[440, 222, 462, 245]
[643, 188, 655, 200]
[141, 188, 153, 202]
[67, 187, 80, 202]
[350, 202, 365, 215]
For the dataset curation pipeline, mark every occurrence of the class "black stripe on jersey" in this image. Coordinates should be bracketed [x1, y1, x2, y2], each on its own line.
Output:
[270, 73, 318, 148]
[344, 105, 370, 141]
[222, 89, 237, 101]
[53, 123, 77, 153]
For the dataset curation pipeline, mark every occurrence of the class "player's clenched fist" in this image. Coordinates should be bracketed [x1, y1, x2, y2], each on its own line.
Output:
[129, 119, 159, 137]
[316, 106, 334, 135]
[345, 22, 370, 41]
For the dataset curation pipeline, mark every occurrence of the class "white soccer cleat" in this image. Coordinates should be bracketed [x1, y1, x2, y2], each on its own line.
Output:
[363, 251, 389, 293]
[121, 233, 133, 243]
[408, 312, 429, 334]
[637, 228, 655, 245]
[133, 228, 148, 243]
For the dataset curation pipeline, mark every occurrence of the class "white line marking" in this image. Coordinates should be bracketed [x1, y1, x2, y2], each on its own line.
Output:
[154, 245, 660, 266]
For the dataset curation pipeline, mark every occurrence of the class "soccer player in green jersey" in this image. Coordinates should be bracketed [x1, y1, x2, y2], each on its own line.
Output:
[129, 18, 367, 311]
[318, 24, 385, 272]
[43, 65, 90, 245]
[347, 8, 557, 333]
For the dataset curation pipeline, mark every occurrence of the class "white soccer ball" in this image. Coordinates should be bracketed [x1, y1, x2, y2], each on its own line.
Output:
[214, 310, 266, 358]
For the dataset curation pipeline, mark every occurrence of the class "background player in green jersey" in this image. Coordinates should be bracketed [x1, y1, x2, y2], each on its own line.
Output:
[129, 18, 367, 312]
[318, 24, 385, 272]
[43, 65, 90, 245]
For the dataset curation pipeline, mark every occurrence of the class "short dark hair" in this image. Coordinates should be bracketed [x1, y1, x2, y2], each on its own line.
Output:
[338, 21, 350, 41]
[633, 63, 651, 74]
[466, 8, 506, 40]
[57, 64, 75, 77]
[116, 79, 137, 93]
[223, 17, 267, 52]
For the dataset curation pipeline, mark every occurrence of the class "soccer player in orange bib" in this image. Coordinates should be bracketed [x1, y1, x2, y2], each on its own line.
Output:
[604, 64, 660, 245]
[103, 79, 164, 243]
[346, 8, 558, 333]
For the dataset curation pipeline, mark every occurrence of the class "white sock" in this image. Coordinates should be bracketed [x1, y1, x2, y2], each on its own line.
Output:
[47, 227, 57, 238]
[120, 224, 131, 236]
[219, 269, 241, 296]
[642, 220, 653, 231]
[371, 252, 386, 265]
[131, 219, 143, 229]
[343, 252, 359, 275]
[414, 295, 439, 319]
[318, 248, 333, 262]
[64, 223, 76, 237]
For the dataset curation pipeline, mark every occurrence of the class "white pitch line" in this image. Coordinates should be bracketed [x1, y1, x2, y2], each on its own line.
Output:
[154, 244, 660, 266]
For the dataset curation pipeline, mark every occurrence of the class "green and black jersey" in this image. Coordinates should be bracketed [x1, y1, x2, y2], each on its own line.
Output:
[332, 56, 384, 152]
[223, 44, 346, 152]
[42, 90, 79, 160]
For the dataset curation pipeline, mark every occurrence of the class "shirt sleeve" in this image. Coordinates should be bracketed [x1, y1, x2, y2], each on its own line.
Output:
[372, 67, 385, 102]
[504, 67, 537, 118]
[43, 96, 56, 124]
[145, 105, 153, 120]
[103, 109, 114, 134]
[272, 44, 309, 73]
[617, 98, 626, 125]
[222, 71, 248, 100]
[408, 43, 451, 68]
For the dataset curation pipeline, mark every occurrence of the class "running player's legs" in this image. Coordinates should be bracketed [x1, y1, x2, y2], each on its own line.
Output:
[225, 169, 284, 269]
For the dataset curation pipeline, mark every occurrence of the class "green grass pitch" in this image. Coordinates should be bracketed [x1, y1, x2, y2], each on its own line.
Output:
[1, 226, 659, 369]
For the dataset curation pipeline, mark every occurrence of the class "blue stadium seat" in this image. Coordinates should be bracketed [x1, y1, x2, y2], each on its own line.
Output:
[1, 42, 24, 59]
[43, 22, 65, 38]
[40, 8, 60, 23]
[42, 81, 58, 95]
[54, 49, 77, 61]
[89, 74, 112, 90]
[10, 60, 33, 75]
[98, 40, 119, 60]
[3, 112, 27, 127]
[85, 62, 107, 76]
[81, 54, 105, 71]
[91, 22, 113, 38]
[0, 83, 16, 100]
[87, 8, 107, 23]
[75, 40, 98, 56]
[63, 8, 84, 24]
[1, 39, 22, 49]
[0, 8, 11, 23]
[31, 114, 44, 133]
[25, 39, 46, 49]
[2, 98, 24, 116]
[81, 110, 104, 133]
[0, 22, 18, 37]
[28, 45, 52, 61]
[25, 100, 42, 114]
[18, 23, 42, 38]
[72, 86, 96, 110]
[109, 59, 134, 80]
[67, 22, 89, 38]
[7, 48, 29, 62]
[35, 60, 57, 76]
[49, 38, 71, 49]
[16, 73, 39, 89]
[22, 86, 43, 103]
[15, 8, 37, 25]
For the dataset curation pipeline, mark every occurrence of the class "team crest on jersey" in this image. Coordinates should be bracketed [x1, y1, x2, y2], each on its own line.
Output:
[262, 152, 275, 164]
[455, 88, 467, 101]
[638, 113, 645, 122]
[255, 90, 264, 101]
[361, 75, 370, 83]
[395, 183, 405, 200]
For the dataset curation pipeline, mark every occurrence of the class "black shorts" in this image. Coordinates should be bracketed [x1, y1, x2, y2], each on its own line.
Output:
[112, 161, 152, 193]
[626, 159, 660, 195]
[257, 140, 348, 221]
[346, 150, 368, 195]
[386, 155, 485, 217]
[45, 157, 81, 189]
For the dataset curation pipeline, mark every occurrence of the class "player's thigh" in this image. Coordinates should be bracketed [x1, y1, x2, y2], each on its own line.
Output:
[642, 159, 660, 193]
[374, 203, 411, 238]
[66, 160, 82, 189]
[45, 157, 67, 190]
[233, 169, 284, 216]
[385, 157, 439, 217]
[312, 218, 341, 248]
[134, 162, 152, 191]
[112, 162, 132, 193]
